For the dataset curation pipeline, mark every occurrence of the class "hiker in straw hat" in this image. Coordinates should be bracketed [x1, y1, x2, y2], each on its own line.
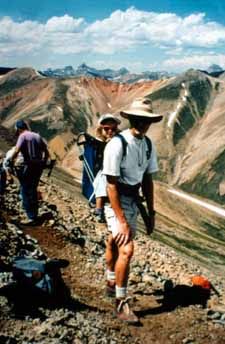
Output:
[102, 97, 163, 324]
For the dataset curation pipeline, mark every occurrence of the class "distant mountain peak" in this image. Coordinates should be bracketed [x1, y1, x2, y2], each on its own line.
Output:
[118, 67, 129, 74]
[42, 63, 173, 83]
[64, 65, 74, 71]
[207, 64, 223, 73]
[77, 63, 89, 70]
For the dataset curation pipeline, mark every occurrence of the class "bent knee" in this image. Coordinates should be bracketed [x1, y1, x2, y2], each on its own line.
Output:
[120, 243, 134, 260]
[107, 235, 117, 249]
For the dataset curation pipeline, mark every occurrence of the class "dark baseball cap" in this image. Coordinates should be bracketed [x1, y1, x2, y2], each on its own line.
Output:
[15, 120, 28, 130]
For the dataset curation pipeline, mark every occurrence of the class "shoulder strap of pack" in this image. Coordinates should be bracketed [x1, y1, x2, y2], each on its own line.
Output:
[115, 133, 128, 157]
[144, 135, 152, 160]
[116, 133, 152, 159]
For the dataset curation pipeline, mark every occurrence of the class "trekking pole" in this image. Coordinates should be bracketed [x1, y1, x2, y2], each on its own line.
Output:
[47, 159, 56, 178]
[210, 283, 220, 296]
[83, 157, 95, 183]
[136, 200, 153, 235]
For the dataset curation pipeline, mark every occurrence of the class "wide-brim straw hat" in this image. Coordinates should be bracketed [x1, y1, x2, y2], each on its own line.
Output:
[120, 98, 163, 123]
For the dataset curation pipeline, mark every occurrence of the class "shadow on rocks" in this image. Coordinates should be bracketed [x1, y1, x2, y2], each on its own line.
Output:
[0, 280, 95, 319]
[11, 211, 53, 228]
[0, 259, 94, 319]
[0, 334, 18, 344]
[136, 283, 210, 317]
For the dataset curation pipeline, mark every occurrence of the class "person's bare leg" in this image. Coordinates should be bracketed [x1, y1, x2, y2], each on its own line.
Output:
[115, 240, 134, 289]
[105, 234, 118, 295]
[94, 197, 106, 222]
[106, 234, 118, 271]
[114, 240, 138, 323]
[96, 197, 104, 210]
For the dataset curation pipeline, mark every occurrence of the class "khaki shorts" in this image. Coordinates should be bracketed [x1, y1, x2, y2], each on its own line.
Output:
[104, 195, 138, 238]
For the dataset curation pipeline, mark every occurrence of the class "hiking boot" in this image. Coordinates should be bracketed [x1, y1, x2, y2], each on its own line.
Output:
[106, 281, 115, 297]
[115, 297, 139, 324]
[96, 214, 106, 223]
[93, 209, 106, 223]
[20, 218, 39, 226]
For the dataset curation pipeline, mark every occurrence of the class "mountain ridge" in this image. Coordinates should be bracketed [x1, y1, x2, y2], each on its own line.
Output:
[42, 63, 172, 83]
[0, 67, 225, 204]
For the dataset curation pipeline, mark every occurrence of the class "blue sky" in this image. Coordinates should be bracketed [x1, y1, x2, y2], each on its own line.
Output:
[1, 0, 225, 72]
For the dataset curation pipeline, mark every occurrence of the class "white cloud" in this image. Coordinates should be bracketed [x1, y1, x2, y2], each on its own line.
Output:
[0, 16, 43, 44]
[0, 15, 86, 57]
[46, 15, 84, 32]
[162, 54, 225, 71]
[1, 8, 225, 69]
[86, 9, 225, 52]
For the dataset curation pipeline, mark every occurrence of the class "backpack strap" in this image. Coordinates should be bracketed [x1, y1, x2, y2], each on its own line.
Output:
[116, 133, 152, 160]
[115, 133, 128, 157]
[144, 135, 152, 160]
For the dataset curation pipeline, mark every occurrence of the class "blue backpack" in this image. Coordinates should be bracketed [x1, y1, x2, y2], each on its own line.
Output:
[77, 132, 152, 206]
[5, 257, 71, 311]
[77, 133, 106, 205]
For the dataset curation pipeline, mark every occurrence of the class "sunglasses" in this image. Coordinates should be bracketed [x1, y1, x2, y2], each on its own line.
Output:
[102, 126, 117, 132]
[129, 117, 154, 126]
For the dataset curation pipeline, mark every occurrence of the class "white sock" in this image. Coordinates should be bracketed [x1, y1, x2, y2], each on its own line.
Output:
[116, 286, 127, 299]
[107, 270, 115, 281]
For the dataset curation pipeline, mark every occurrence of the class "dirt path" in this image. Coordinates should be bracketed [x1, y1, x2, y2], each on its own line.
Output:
[23, 223, 225, 344]
[1, 170, 224, 343]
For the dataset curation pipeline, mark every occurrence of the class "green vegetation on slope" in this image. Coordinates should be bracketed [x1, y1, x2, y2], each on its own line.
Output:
[0, 99, 21, 121]
[0, 69, 38, 97]
[188, 78, 212, 117]
[173, 78, 212, 145]
[29, 81, 90, 139]
[173, 104, 195, 145]
[30, 120, 58, 141]
[149, 83, 180, 101]
[181, 149, 225, 204]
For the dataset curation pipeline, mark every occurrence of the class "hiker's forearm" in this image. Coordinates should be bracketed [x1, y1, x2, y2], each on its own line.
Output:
[10, 147, 20, 161]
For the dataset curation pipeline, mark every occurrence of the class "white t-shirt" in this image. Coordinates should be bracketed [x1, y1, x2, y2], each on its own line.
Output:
[102, 129, 158, 185]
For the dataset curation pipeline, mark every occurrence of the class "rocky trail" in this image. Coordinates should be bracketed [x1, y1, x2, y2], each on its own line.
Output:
[1, 172, 225, 344]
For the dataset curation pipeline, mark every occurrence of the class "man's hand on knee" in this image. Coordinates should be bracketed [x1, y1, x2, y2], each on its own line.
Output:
[114, 222, 131, 246]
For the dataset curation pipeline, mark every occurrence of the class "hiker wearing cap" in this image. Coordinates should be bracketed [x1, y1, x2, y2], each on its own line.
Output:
[9, 119, 49, 225]
[102, 98, 162, 323]
[93, 114, 121, 222]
